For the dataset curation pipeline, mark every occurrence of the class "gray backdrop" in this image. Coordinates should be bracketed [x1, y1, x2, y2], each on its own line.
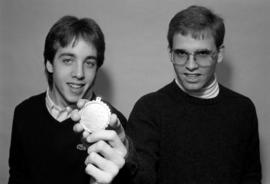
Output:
[1, 0, 270, 183]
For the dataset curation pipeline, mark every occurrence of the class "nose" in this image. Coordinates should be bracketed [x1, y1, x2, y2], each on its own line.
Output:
[185, 55, 199, 71]
[72, 62, 84, 79]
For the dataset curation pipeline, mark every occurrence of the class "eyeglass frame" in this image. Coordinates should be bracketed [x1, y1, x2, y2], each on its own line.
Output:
[170, 48, 220, 67]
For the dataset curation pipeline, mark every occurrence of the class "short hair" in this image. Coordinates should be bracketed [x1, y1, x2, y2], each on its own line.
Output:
[167, 5, 225, 50]
[43, 15, 105, 87]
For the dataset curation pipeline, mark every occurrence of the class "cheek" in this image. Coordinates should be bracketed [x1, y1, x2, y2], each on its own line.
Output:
[203, 66, 216, 77]
[173, 65, 185, 75]
[200, 68, 216, 85]
[53, 68, 69, 81]
[85, 69, 97, 81]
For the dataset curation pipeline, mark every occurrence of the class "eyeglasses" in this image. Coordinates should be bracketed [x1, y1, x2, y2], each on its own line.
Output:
[171, 49, 218, 67]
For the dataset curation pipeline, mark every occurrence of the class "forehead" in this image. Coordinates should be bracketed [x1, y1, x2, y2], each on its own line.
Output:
[172, 33, 216, 51]
[55, 38, 97, 57]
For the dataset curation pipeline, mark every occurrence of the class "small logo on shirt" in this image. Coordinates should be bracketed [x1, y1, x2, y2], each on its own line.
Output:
[76, 144, 87, 151]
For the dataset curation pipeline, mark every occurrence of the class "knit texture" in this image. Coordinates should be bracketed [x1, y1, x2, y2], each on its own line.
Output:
[127, 80, 261, 184]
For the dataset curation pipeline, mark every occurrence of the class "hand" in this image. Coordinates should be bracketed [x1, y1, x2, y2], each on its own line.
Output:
[85, 120, 127, 184]
[71, 99, 128, 184]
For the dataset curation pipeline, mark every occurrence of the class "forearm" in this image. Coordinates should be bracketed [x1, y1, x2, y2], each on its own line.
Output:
[241, 104, 262, 184]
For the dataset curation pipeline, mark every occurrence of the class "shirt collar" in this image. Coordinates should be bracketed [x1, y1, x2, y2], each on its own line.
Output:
[45, 89, 72, 122]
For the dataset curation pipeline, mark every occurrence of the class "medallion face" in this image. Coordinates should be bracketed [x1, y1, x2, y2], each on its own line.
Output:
[80, 97, 111, 132]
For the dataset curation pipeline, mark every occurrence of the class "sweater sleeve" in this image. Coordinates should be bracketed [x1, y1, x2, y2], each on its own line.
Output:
[8, 106, 26, 184]
[241, 101, 262, 184]
[125, 95, 160, 184]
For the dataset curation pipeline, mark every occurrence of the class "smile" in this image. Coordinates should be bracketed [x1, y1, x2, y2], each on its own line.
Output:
[184, 73, 201, 81]
[68, 83, 85, 89]
[184, 73, 201, 77]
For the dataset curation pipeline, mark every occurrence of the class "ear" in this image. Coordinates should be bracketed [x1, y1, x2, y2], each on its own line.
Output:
[217, 45, 225, 63]
[46, 61, 53, 73]
[167, 47, 173, 62]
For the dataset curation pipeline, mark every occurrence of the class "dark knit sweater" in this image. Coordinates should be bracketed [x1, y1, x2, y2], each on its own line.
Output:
[127, 81, 261, 184]
[8, 92, 127, 184]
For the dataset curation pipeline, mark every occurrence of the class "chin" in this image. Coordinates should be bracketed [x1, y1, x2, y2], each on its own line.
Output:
[65, 95, 81, 105]
[183, 83, 204, 92]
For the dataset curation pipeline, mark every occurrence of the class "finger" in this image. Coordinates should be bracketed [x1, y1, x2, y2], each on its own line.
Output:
[71, 109, 81, 122]
[108, 114, 123, 132]
[87, 140, 126, 167]
[107, 114, 126, 143]
[82, 130, 90, 139]
[85, 130, 128, 159]
[108, 114, 118, 128]
[71, 99, 90, 122]
[86, 164, 116, 184]
[86, 130, 123, 149]
[87, 141, 114, 159]
[73, 122, 84, 133]
[85, 153, 119, 184]
[77, 99, 89, 109]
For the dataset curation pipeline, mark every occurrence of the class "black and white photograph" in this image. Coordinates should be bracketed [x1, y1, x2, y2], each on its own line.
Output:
[0, 0, 269, 183]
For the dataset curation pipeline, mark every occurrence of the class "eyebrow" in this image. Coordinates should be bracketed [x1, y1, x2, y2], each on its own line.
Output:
[58, 53, 75, 58]
[85, 56, 97, 60]
[174, 48, 212, 53]
[58, 53, 97, 60]
[194, 49, 212, 53]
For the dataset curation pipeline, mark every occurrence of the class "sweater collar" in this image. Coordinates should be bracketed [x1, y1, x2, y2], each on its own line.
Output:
[175, 76, 219, 99]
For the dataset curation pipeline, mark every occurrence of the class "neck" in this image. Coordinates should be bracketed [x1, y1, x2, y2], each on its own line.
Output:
[48, 89, 67, 109]
[175, 76, 219, 99]
[48, 88, 93, 110]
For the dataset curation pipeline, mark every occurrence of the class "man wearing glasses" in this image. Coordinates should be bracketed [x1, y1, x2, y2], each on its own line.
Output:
[127, 5, 262, 184]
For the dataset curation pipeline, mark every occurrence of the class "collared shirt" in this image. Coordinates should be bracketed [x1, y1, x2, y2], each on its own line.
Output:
[45, 89, 72, 122]
[175, 75, 219, 99]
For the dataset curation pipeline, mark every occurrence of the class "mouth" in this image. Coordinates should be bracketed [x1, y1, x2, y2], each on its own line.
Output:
[184, 73, 201, 82]
[67, 82, 85, 91]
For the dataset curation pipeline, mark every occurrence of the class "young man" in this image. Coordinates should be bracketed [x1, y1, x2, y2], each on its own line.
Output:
[8, 16, 128, 184]
[127, 5, 262, 184]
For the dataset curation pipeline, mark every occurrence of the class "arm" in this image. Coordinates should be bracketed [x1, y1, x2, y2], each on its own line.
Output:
[241, 101, 262, 184]
[8, 107, 26, 184]
[72, 99, 128, 184]
[125, 96, 160, 184]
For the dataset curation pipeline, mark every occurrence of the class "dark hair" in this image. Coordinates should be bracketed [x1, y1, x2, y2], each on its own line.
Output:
[43, 15, 105, 87]
[167, 5, 225, 50]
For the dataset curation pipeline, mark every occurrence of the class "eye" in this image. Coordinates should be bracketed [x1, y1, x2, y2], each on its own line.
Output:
[173, 50, 188, 58]
[85, 60, 97, 68]
[196, 50, 211, 57]
[62, 57, 73, 64]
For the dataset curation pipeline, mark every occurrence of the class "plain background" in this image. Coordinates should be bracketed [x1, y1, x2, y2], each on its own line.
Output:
[1, 0, 270, 183]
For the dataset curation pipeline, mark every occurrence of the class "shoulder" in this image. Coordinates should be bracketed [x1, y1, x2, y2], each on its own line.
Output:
[220, 85, 254, 103]
[134, 81, 176, 108]
[15, 92, 46, 114]
[130, 82, 176, 117]
[12, 92, 46, 131]
[219, 84, 256, 112]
